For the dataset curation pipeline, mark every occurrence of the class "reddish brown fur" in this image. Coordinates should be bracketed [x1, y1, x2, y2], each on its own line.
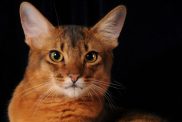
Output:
[8, 25, 113, 122]
[119, 113, 165, 122]
[9, 3, 125, 121]
[8, 2, 165, 122]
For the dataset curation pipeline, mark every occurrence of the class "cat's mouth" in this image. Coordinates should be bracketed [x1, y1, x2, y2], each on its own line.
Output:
[53, 77, 86, 98]
[64, 84, 83, 89]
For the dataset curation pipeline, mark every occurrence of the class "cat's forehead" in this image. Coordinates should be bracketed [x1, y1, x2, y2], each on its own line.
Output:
[54, 25, 102, 53]
[59, 25, 88, 47]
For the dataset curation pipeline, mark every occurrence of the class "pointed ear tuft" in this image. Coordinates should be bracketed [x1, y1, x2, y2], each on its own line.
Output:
[91, 5, 127, 49]
[20, 2, 54, 47]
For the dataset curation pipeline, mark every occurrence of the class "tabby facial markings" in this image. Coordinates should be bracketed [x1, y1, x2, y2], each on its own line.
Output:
[84, 44, 88, 52]
[55, 73, 63, 78]
[60, 43, 64, 52]
[61, 25, 86, 48]
[41, 26, 112, 99]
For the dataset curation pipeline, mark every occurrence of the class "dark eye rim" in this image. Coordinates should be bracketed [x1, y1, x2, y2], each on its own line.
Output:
[49, 50, 64, 62]
[85, 51, 98, 63]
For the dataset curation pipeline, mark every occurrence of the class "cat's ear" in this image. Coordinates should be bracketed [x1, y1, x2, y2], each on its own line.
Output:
[91, 5, 126, 49]
[20, 2, 55, 48]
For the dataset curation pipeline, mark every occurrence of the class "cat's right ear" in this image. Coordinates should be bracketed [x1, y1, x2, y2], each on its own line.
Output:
[91, 5, 126, 49]
[20, 2, 55, 48]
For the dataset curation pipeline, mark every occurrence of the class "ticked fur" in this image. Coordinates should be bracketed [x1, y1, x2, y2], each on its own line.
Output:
[8, 2, 126, 122]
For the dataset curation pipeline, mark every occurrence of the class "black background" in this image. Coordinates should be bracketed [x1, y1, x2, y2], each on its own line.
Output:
[0, 0, 181, 122]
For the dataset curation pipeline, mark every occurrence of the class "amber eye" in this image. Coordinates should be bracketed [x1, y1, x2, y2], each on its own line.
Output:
[85, 51, 98, 63]
[49, 50, 64, 62]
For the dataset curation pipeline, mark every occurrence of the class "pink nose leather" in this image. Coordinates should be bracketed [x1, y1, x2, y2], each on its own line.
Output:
[69, 74, 80, 83]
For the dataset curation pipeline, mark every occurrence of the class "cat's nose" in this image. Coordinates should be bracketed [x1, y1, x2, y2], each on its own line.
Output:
[69, 74, 80, 83]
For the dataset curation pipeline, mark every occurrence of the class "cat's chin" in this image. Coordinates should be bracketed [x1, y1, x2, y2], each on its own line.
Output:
[63, 86, 84, 98]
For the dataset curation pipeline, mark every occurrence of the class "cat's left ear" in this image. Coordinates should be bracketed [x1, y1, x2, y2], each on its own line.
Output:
[91, 5, 126, 49]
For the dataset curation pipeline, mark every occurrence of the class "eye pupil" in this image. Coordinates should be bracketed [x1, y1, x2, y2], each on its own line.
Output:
[52, 52, 60, 60]
[86, 53, 94, 60]
[49, 50, 63, 62]
[85, 51, 97, 63]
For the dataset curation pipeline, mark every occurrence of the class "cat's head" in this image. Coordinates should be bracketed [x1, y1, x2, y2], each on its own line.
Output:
[20, 2, 126, 98]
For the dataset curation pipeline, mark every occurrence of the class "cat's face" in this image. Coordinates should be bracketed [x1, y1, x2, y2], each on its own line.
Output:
[27, 26, 114, 98]
[20, 2, 126, 98]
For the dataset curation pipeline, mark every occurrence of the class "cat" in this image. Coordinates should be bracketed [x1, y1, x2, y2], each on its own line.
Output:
[8, 2, 166, 122]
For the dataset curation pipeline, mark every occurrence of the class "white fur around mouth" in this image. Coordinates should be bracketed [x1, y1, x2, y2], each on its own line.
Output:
[52, 77, 86, 98]
[64, 84, 83, 89]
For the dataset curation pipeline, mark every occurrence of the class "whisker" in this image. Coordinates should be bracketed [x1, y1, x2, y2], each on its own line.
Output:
[52, 90, 58, 103]
[86, 78, 124, 90]
[17, 82, 50, 98]
[94, 81, 121, 90]
[89, 86, 103, 105]
[30, 87, 54, 118]
[86, 78, 123, 110]
[104, 91, 117, 110]
[112, 80, 124, 87]
[92, 84, 117, 111]
[88, 91, 94, 102]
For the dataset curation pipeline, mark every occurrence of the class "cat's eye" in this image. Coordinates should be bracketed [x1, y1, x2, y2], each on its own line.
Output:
[85, 51, 98, 63]
[49, 50, 64, 62]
